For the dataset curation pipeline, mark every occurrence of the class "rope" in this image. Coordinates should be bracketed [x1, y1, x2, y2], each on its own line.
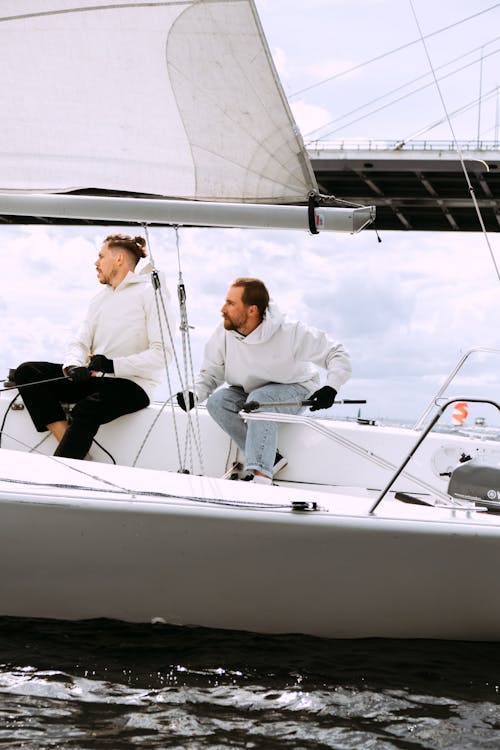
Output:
[2, 377, 119, 464]
[0, 421, 297, 513]
[0, 392, 20, 449]
[0, 469, 293, 511]
[409, 0, 500, 284]
[1, 430, 136, 495]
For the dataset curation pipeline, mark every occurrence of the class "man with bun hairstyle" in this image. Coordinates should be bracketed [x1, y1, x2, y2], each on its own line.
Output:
[15, 234, 172, 460]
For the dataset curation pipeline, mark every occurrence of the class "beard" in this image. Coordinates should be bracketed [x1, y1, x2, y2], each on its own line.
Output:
[222, 313, 247, 332]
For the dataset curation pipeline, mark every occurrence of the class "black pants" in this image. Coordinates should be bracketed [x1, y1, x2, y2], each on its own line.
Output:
[14, 361, 150, 460]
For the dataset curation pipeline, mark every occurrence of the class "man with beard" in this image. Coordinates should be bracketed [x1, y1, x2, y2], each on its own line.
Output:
[177, 277, 351, 483]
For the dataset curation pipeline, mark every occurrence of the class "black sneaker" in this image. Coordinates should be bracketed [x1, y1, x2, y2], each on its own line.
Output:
[223, 462, 243, 480]
[273, 451, 288, 477]
[241, 453, 287, 480]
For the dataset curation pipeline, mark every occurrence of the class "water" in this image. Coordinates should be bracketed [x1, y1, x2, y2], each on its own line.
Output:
[2, 618, 500, 749]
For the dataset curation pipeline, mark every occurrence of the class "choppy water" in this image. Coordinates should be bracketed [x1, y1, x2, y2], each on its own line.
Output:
[1, 618, 500, 749]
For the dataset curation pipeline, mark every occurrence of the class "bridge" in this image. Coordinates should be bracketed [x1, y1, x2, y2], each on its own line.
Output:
[309, 140, 500, 232]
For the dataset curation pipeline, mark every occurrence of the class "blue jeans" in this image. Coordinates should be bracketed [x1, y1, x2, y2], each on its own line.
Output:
[206, 383, 309, 478]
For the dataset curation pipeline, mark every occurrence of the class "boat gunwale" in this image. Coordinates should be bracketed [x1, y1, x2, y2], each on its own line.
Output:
[1, 479, 500, 535]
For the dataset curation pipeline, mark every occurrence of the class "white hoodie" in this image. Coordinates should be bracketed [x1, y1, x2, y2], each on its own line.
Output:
[64, 266, 173, 399]
[194, 302, 351, 403]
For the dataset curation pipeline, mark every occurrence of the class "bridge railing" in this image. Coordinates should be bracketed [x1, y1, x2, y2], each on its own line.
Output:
[306, 139, 500, 153]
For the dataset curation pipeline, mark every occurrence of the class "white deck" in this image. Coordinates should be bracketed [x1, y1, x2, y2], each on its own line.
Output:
[2, 393, 499, 496]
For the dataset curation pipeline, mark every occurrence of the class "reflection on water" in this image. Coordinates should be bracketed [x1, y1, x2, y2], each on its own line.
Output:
[1, 618, 500, 748]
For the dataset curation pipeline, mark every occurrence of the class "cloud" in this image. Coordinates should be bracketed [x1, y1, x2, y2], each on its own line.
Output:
[1, 222, 498, 423]
[289, 99, 334, 140]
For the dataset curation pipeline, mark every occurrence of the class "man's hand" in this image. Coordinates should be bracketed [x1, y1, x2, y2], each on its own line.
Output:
[176, 391, 195, 412]
[88, 354, 114, 374]
[66, 365, 91, 383]
[309, 385, 337, 411]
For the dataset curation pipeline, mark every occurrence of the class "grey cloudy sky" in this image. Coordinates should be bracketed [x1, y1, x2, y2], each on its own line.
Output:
[1, 0, 499, 424]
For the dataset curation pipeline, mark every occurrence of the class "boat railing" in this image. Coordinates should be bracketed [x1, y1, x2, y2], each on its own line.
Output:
[369, 398, 500, 514]
[241, 409, 451, 500]
[413, 347, 500, 431]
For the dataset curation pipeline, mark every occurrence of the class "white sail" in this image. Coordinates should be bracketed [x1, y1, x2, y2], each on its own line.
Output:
[0, 0, 316, 203]
[0, 0, 375, 231]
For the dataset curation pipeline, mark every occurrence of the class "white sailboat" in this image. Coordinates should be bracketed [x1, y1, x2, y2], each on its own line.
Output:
[0, 0, 499, 640]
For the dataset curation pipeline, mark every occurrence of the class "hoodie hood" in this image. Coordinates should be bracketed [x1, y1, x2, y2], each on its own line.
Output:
[115, 264, 152, 290]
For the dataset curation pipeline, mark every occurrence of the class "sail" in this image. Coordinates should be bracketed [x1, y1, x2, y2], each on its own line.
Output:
[0, 0, 317, 204]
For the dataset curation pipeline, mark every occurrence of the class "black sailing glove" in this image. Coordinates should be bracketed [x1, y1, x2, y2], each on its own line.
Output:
[66, 365, 91, 383]
[176, 391, 195, 412]
[309, 385, 337, 411]
[88, 354, 114, 374]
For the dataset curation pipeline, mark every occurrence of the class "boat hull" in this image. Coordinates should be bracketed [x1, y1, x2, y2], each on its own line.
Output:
[1, 450, 500, 640]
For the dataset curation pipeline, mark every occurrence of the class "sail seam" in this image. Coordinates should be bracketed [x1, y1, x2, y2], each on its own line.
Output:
[0, 2, 191, 24]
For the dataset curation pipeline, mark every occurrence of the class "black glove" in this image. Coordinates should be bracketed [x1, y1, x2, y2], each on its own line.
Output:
[88, 354, 114, 374]
[176, 391, 195, 412]
[309, 385, 337, 411]
[66, 365, 91, 383]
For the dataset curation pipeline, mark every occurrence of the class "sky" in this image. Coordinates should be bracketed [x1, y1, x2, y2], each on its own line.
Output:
[1, 0, 499, 425]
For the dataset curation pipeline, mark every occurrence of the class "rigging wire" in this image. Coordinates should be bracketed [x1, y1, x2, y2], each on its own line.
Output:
[291, 2, 500, 99]
[173, 226, 205, 475]
[317, 84, 499, 147]
[306, 34, 500, 139]
[305, 43, 500, 142]
[395, 86, 500, 146]
[131, 225, 205, 474]
[408, 0, 500, 283]
[131, 224, 186, 469]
